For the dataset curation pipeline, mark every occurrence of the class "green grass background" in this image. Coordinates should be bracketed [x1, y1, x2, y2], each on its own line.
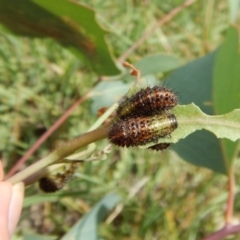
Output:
[1, 0, 240, 239]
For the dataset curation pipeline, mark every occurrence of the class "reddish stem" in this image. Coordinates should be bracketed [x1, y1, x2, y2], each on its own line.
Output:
[202, 223, 240, 240]
[226, 166, 235, 223]
[203, 167, 235, 240]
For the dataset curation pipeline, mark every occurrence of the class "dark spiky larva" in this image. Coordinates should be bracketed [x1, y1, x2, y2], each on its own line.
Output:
[109, 113, 178, 147]
[39, 177, 61, 193]
[39, 162, 78, 193]
[117, 86, 178, 120]
[148, 143, 171, 151]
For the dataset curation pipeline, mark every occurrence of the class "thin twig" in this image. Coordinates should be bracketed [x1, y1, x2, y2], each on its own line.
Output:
[117, 0, 196, 63]
[5, 81, 100, 180]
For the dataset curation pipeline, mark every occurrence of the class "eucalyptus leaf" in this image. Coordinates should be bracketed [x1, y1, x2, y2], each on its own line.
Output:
[0, 0, 119, 75]
[142, 103, 240, 147]
[91, 81, 132, 114]
[134, 54, 180, 76]
[141, 103, 240, 174]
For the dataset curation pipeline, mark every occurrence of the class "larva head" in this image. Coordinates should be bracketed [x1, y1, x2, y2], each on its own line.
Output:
[109, 113, 177, 147]
[117, 86, 178, 120]
[39, 162, 78, 193]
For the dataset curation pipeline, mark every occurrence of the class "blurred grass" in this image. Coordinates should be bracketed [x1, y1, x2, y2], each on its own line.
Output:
[0, 0, 237, 239]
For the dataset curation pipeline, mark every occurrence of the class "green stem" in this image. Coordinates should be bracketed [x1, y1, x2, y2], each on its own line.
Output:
[8, 124, 110, 185]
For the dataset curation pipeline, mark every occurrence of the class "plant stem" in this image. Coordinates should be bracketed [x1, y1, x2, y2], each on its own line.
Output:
[226, 166, 235, 223]
[7, 124, 110, 185]
[202, 166, 236, 240]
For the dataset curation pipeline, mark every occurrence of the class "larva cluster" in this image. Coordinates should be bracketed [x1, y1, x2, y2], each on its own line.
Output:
[108, 85, 178, 150]
[39, 162, 78, 193]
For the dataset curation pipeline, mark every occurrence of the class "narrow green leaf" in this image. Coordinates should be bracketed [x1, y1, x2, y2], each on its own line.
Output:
[23, 191, 87, 207]
[61, 193, 120, 240]
[24, 195, 59, 208]
[0, 0, 119, 75]
[214, 27, 240, 115]
[23, 234, 57, 240]
[213, 26, 240, 167]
